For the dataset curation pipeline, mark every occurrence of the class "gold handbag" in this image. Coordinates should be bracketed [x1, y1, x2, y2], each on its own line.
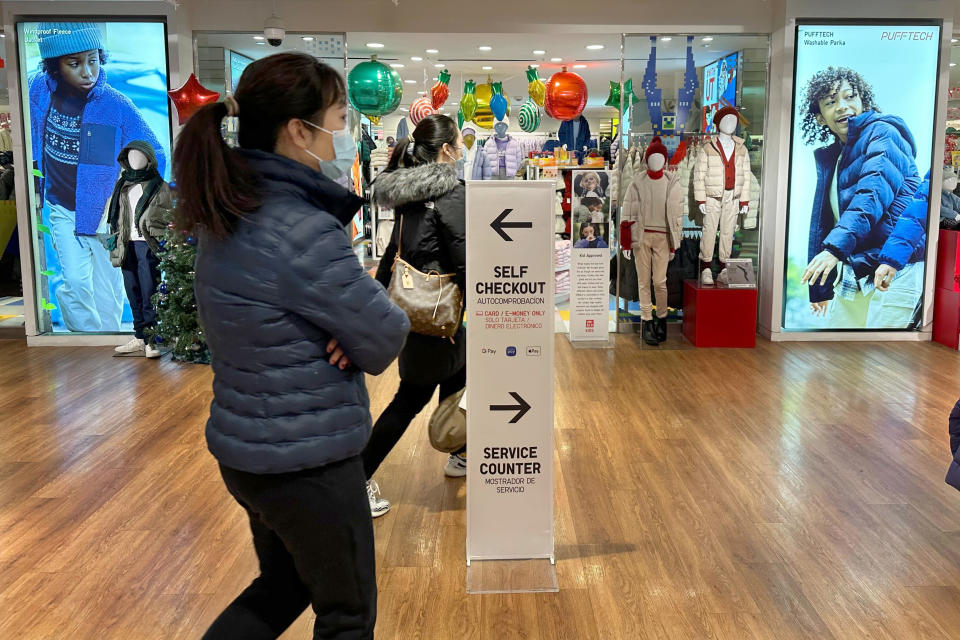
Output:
[387, 213, 463, 339]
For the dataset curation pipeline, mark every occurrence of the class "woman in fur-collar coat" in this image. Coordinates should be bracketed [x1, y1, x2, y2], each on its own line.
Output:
[366, 114, 468, 515]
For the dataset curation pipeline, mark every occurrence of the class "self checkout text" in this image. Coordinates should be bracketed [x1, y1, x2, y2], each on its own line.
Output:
[475, 265, 547, 305]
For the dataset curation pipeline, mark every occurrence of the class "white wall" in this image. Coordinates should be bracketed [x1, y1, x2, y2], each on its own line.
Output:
[757, 0, 954, 341]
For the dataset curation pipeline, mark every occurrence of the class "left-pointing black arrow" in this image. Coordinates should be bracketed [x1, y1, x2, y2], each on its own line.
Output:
[490, 209, 533, 242]
[489, 392, 532, 424]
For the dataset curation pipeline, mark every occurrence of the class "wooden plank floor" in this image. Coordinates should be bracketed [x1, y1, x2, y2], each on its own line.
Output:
[3, 334, 960, 639]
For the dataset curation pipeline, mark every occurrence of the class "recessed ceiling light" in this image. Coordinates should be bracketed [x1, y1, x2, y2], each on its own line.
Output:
[418, 91, 426, 95]
[586, 44, 604, 50]
[703, 44, 711, 48]
[702, 36, 714, 42]
[253, 35, 265, 40]
[404, 79, 417, 84]
[953, 38, 959, 44]
[551, 57, 562, 62]
[482, 65, 493, 70]
[434, 63, 444, 68]
[533, 49, 546, 55]
[411, 56, 423, 61]
[302, 36, 314, 42]
[661, 37, 672, 42]
[434, 76, 439, 81]
[573, 64, 587, 69]
[478, 45, 492, 51]
[426, 48, 439, 54]
[367, 42, 385, 48]
[952, 63, 958, 67]
[256, 42, 266, 46]
[530, 64, 539, 68]
[390, 63, 404, 68]
[400, 107, 408, 112]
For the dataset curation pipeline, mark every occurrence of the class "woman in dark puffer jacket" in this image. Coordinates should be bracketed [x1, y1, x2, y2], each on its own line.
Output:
[174, 53, 409, 640]
[364, 115, 467, 515]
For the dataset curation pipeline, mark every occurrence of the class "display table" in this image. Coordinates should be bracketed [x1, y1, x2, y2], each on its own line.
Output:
[682, 280, 757, 348]
[934, 228, 960, 349]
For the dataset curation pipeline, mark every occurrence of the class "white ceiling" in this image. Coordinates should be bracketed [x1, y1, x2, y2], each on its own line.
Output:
[196, 31, 768, 122]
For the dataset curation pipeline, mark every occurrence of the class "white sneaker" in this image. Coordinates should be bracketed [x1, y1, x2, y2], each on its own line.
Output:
[444, 453, 467, 478]
[145, 343, 163, 359]
[716, 268, 729, 285]
[366, 480, 390, 518]
[115, 337, 145, 354]
[700, 268, 714, 286]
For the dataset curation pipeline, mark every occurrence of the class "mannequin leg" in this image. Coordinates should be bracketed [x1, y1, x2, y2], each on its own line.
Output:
[635, 236, 654, 321]
[717, 190, 738, 265]
[699, 197, 721, 266]
[650, 233, 670, 319]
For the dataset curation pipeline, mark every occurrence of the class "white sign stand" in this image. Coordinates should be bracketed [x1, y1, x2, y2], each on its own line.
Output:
[465, 181, 557, 594]
[568, 169, 612, 345]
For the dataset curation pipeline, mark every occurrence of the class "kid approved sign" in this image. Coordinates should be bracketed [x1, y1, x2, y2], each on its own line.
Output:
[465, 181, 555, 564]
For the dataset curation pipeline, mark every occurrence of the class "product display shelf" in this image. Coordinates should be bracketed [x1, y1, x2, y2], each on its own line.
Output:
[682, 279, 757, 348]
[934, 228, 960, 349]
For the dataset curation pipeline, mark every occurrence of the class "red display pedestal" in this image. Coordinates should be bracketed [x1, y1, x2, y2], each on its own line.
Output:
[682, 280, 757, 348]
[934, 229, 960, 349]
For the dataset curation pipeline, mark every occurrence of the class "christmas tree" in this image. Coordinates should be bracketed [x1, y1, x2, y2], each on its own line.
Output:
[147, 207, 210, 364]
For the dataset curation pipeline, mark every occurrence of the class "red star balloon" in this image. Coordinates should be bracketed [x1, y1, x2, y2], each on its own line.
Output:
[168, 74, 220, 125]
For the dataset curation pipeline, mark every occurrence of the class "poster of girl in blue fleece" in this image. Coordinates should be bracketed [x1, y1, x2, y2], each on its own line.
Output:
[784, 23, 941, 331]
[19, 21, 171, 333]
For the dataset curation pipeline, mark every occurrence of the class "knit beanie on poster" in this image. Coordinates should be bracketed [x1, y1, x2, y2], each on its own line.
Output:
[37, 22, 104, 60]
[645, 136, 668, 163]
[713, 106, 739, 128]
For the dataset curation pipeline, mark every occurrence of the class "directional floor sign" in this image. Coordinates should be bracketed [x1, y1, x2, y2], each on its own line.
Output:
[466, 181, 555, 567]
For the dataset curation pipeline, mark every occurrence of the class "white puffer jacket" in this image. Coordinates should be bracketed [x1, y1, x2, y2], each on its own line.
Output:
[693, 136, 751, 205]
[621, 170, 684, 252]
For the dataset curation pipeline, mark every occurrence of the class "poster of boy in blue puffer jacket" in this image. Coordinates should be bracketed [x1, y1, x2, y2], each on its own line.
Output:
[21, 21, 169, 333]
[784, 24, 940, 331]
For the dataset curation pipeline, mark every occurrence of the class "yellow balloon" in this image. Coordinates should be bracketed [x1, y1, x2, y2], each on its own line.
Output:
[472, 82, 510, 130]
[367, 115, 381, 125]
[529, 79, 546, 107]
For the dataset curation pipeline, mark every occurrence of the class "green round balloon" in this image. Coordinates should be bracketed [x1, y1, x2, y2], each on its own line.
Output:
[348, 57, 403, 119]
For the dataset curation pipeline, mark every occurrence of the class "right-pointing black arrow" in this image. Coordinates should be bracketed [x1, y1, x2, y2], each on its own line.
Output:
[490, 209, 533, 242]
[489, 392, 532, 424]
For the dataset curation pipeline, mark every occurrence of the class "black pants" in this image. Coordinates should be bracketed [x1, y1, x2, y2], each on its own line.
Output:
[121, 240, 160, 340]
[362, 367, 466, 478]
[203, 456, 376, 640]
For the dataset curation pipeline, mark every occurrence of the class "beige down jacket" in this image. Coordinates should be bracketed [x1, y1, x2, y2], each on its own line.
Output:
[621, 170, 684, 252]
[693, 136, 751, 204]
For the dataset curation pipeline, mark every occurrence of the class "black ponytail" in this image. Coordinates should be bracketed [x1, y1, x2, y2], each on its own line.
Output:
[385, 114, 459, 172]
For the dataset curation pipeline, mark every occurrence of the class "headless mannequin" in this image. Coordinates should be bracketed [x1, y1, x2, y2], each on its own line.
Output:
[698, 114, 748, 218]
[494, 121, 509, 141]
[127, 149, 148, 241]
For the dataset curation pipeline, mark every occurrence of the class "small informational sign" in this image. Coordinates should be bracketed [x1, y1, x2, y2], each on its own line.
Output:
[569, 170, 612, 343]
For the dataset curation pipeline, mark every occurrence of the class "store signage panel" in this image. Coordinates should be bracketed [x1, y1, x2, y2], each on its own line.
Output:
[782, 22, 941, 331]
[465, 181, 555, 563]
[569, 169, 612, 342]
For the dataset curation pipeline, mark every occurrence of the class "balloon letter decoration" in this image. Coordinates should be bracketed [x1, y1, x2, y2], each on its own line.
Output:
[168, 74, 220, 125]
[431, 69, 451, 110]
[527, 66, 546, 107]
[544, 67, 588, 122]
[460, 80, 478, 122]
[489, 81, 508, 122]
[347, 56, 403, 121]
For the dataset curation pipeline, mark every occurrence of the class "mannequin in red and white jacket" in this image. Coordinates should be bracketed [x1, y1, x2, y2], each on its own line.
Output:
[620, 137, 684, 346]
[693, 106, 751, 286]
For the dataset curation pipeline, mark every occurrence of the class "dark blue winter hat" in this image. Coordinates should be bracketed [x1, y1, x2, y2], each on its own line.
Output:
[36, 22, 104, 60]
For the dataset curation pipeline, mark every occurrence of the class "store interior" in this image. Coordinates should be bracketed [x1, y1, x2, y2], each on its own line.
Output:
[194, 30, 770, 340]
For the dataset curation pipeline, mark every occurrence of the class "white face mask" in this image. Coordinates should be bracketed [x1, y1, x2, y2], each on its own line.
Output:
[301, 119, 356, 176]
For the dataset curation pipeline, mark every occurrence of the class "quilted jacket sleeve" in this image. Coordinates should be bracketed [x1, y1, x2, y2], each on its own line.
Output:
[437, 186, 467, 292]
[280, 212, 410, 375]
[823, 123, 916, 259]
[693, 146, 708, 203]
[878, 174, 929, 270]
[621, 180, 641, 248]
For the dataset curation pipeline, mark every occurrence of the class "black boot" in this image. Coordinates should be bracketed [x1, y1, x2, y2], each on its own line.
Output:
[641, 320, 660, 346]
[657, 317, 668, 343]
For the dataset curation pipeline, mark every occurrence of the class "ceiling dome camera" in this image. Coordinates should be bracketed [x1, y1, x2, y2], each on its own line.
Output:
[264, 16, 286, 47]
